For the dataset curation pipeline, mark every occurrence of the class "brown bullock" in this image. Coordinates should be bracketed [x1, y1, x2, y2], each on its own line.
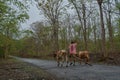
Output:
[55, 50, 68, 67]
[78, 51, 92, 66]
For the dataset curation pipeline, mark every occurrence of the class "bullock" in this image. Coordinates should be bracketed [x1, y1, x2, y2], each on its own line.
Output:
[55, 50, 69, 67]
[77, 51, 92, 66]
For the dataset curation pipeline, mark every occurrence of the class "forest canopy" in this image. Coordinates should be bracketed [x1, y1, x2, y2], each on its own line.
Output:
[0, 0, 120, 59]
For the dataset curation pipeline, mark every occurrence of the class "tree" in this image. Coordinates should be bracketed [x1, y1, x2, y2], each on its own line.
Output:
[0, 0, 30, 58]
[103, 0, 114, 53]
[97, 0, 106, 57]
[35, 0, 64, 52]
[31, 21, 52, 55]
[68, 0, 94, 50]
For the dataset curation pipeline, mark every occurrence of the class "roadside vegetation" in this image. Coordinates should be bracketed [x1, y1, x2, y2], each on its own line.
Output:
[0, 57, 57, 80]
[0, 0, 120, 64]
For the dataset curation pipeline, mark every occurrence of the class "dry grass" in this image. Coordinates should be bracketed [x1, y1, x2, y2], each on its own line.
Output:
[0, 57, 57, 80]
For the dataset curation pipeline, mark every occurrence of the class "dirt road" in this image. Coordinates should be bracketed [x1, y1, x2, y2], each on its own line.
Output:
[13, 56, 120, 80]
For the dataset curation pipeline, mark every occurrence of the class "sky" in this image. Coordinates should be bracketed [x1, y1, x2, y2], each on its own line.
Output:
[21, 2, 44, 30]
[21, 0, 70, 30]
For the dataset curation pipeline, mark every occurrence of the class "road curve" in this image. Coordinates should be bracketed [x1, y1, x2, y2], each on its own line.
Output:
[12, 56, 120, 80]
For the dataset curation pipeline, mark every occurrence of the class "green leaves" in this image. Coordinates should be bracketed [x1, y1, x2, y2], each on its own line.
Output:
[115, 1, 120, 10]
[0, 0, 30, 36]
[17, 12, 29, 23]
[0, 0, 31, 58]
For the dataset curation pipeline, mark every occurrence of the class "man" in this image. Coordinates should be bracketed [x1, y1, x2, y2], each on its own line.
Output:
[69, 40, 77, 66]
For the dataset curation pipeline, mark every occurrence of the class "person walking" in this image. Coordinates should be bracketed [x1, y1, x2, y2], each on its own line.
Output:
[69, 40, 77, 66]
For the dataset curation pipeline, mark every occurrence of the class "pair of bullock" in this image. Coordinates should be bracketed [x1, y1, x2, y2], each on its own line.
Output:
[54, 50, 92, 67]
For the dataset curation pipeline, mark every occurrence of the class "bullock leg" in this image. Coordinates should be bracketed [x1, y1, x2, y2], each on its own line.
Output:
[66, 61, 69, 67]
[57, 57, 61, 67]
[84, 55, 89, 64]
[57, 60, 60, 67]
[85, 56, 92, 66]
[65, 55, 69, 67]
[85, 57, 89, 64]
[79, 58, 82, 65]
[56, 57, 58, 67]
[61, 56, 65, 67]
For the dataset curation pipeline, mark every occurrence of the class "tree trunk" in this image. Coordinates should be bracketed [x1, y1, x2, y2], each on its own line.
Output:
[93, 19, 97, 53]
[70, 0, 88, 50]
[107, 0, 114, 53]
[52, 22, 59, 52]
[97, 0, 106, 57]
[82, 3, 87, 50]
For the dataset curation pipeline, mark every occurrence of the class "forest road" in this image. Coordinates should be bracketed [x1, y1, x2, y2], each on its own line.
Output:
[12, 56, 120, 80]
